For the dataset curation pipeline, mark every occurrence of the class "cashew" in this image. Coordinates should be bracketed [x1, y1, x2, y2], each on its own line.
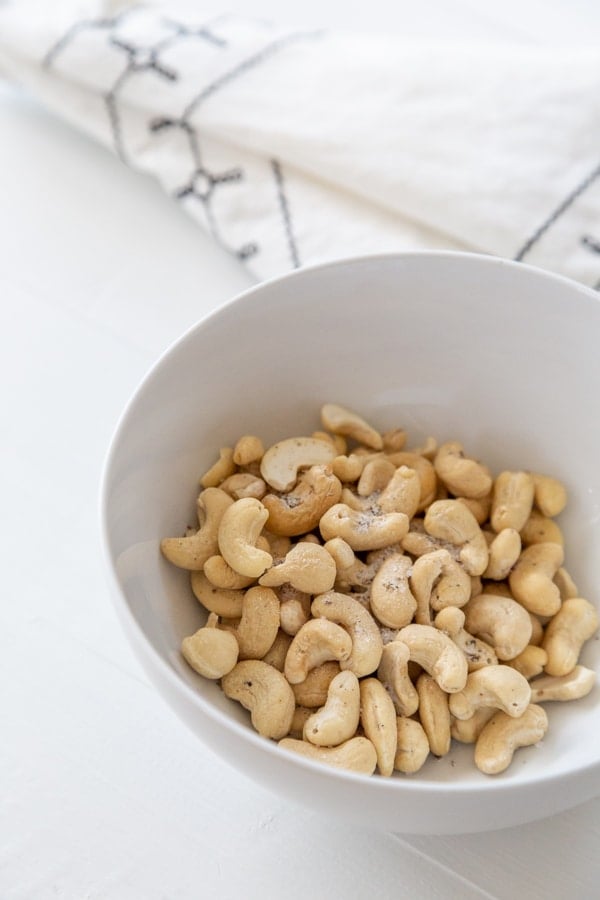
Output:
[464, 593, 532, 660]
[181, 613, 239, 679]
[490, 471, 535, 533]
[331, 453, 365, 482]
[410, 549, 471, 626]
[289, 705, 313, 739]
[554, 567, 579, 601]
[382, 428, 407, 453]
[394, 718, 430, 773]
[532, 473, 567, 518]
[456, 494, 492, 526]
[434, 607, 498, 671]
[312, 430, 347, 455]
[291, 661, 340, 707]
[416, 673, 451, 757]
[217, 497, 273, 578]
[161, 487, 233, 570]
[232, 586, 280, 660]
[324, 537, 374, 590]
[219, 472, 267, 501]
[424, 500, 489, 576]
[262, 531, 292, 559]
[507, 645, 548, 680]
[385, 452, 437, 510]
[520, 511, 564, 547]
[277, 584, 312, 636]
[284, 618, 353, 684]
[451, 708, 496, 743]
[530, 666, 596, 702]
[203, 555, 256, 590]
[528, 612, 545, 647]
[377, 640, 419, 716]
[190, 571, 245, 618]
[222, 660, 295, 740]
[279, 736, 378, 774]
[508, 541, 564, 616]
[320, 403, 383, 450]
[377, 466, 421, 517]
[312, 592, 384, 677]
[259, 542, 337, 594]
[261, 629, 293, 671]
[483, 528, 522, 580]
[395, 624, 468, 693]
[401, 524, 451, 558]
[474, 704, 548, 775]
[542, 597, 599, 676]
[260, 437, 336, 492]
[433, 442, 492, 499]
[370, 553, 417, 628]
[449, 665, 531, 720]
[303, 670, 360, 747]
[262, 465, 342, 537]
[319, 503, 409, 551]
[232, 434, 264, 467]
[357, 457, 396, 495]
[359, 677, 398, 776]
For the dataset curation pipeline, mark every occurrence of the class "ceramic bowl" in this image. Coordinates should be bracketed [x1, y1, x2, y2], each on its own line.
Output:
[101, 252, 600, 834]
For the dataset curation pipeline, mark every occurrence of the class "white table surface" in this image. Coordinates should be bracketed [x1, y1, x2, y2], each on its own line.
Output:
[2, 2, 599, 898]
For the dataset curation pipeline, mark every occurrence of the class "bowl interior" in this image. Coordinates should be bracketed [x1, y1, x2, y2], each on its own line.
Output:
[103, 252, 600, 789]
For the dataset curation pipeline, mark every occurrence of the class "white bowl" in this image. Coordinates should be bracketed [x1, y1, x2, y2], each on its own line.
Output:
[101, 251, 600, 834]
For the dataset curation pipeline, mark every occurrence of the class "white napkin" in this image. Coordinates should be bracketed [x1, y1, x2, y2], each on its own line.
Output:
[1, 0, 599, 286]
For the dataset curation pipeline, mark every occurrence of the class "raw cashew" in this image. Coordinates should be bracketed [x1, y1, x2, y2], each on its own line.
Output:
[203, 555, 255, 590]
[331, 453, 365, 482]
[289, 705, 313, 739]
[433, 442, 492, 499]
[377, 640, 419, 716]
[377, 466, 421, 517]
[259, 542, 337, 594]
[262, 465, 342, 537]
[232, 434, 264, 467]
[222, 660, 295, 740]
[532, 473, 567, 518]
[509, 541, 564, 616]
[451, 708, 496, 743]
[554, 567, 579, 601]
[520, 511, 564, 547]
[320, 403, 383, 450]
[161, 487, 233, 570]
[385, 452, 437, 510]
[312, 592, 384, 677]
[360, 677, 398, 776]
[200, 447, 236, 488]
[449, 665, 531, 720]
[528, 613, 545, 647]
[464, 593, 532, 661]
[370, 553, 417, 629]
[474, 704, 548, 775]
[190, 571, 245, 618]
[319, 503, 409, 551]
[395, 624, 468, 693]
[394, 718, 430, 773]
[507, 645, 548, 680]
[312, 430, 347, 455]
[491, 471, 535, 533]
[357, 457, 396, 495]
[277, 584, 312, 636]
[219, 472, 267, 501]
[324, 538, 374, 590]
[217, 497, 273, 578]
[291, 661, 340, 708]
[417, 673, 451, 757]
[410, 549, 471, 626]
[181, 613, 239, 679]
[284, 618, 353, 684]
[260, 437, 336, 492]
[456, 494, 492, 526]
[261, 629, 293, 671]
[424, 500, 489, 576]
[234, 586, 280, 660]
[542, 597, 599, 676]
[279, 736, 378, 774]
[434, 607, 498, 671]
[382, 428, 407, 453]
[530, 666, 596, 702]
[303, 670, 360, 746]
[483, 528, 522, 580]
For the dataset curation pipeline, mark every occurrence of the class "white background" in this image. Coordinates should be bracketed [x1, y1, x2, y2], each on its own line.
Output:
[2, 1, 599, 898]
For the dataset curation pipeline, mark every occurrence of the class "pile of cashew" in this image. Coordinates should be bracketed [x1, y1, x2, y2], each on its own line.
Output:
[161, 403, 598, 778]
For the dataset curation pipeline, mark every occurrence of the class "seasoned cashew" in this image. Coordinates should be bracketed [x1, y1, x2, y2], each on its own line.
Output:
[276, 584, 312, 636]
[200, 447, 236, 488]
[203, 555, 255, 590]
[260, 437, 336, 492]
[543, 597, 599, 676]
[190, 571, 245, 618]
[219, 472, 267, 501]
[217, 497, 273, 578]
[377, 640, 419, 716]
[284, 618, 353, 684]
[360, 678, 398, 776]
[434, 607, 498, 671]
[382, 428, 407, 453]
[232, 434, 264, 467]
[319, 503, 409, 551]
[262, 465, 342, 537]
[433, 442, 492, 499]
[259, 542, 337, 595]
[464, 593, 532, 661]
[483, 528, 522, 580]
[520, 511, 564, 547]
[410, 549, 471, 626]
[303, 670, 360, 747]
[331, 453, 365, 483]
[451, 708, 496, 743]
[554, 567, 579, 601]
[386, 452, 437, 510]
[261, 629, 293, 671]
[395, 624, 468, 693]
[532, 473, 567, 517]
[233, 586, 280, 660]
[161, 487, 233, 570]
[417, 673, 451, 757]
[508, 541, 564, 616]
[181, 613, 239, 679]
[474, 704, 548, 775]
[312, 592, 384, 677]
[370, 553, 417, 628]
[291, 661, 340, 708]
[507, 645, 548, 680]
[449, 665, 531, 720]
[530, 666, 596, 702]
[324, 538, 374, 590]
[394, 718, 430, 773]
[320, 402, 383, 450]
[222, 660, 295, 740]
[424, 500, 489, 576]
[279, 736, 378, 774]
[377, 466, 421, 517]
[357, 457, 396, 495]
[491, 471, 535, 533]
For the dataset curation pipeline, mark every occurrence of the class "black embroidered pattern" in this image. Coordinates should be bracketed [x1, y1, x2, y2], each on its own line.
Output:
[271, 159, 300, 268]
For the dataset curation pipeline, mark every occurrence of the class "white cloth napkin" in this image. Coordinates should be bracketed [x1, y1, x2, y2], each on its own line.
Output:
[1, 1, 599, 286]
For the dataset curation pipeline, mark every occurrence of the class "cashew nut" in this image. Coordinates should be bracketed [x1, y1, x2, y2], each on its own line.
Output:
[260, 437, 336, 492]
[262, 465, 342, 537]
[319, 503, 409, 551]
[449, 665, 531, 720]
[190, 571, 245, 618]
[382, 428, 407, 453]
[370, 553, 417, 629]
[434, 607, 498, 671]
[464, 593, 532, 661]
[377, 466, 421, 517]
[424, 499, 489, 576]
[289, 705, 313, 739]
[410, 549, 471, 626]
[217, 497, 273, 577]
[284, 618, 353, 684]
[507, 645, 548, 680]
[490, 471, 535, 533]
[451, 708, 496, 743]
[312, 591, 384, 677]
[456, 494, 492, 526]
[181, 613, 239, 679]
[357, 457, 396, 495]
[291, 661, 340, 708]
[232, 434, 264, 467]
[377, 640, 419, 716]
[542, 597, 599, 676]
[433, 442, 492, 499]
[331, 453, 366, 482]
[279, 736, 378, 774]
[161, 487, 233, 570]
[276, 584, 312, 636]
[508, 541, 564, 616]
[324, 538, 374, 590]
[483, 528, 522, 580]
[554, 566, 579, 601]
[385, 452, 437, 510]
[261, 629, 293, 671]
[528, 612, 545, 647]
[474, 704, 548, 774]
[530, 666, 596, 702]
[359, 677, 398, 776]
[320, 403, 383, 450]
[259, 542, 337, 594]
[312, 430, 348, 455]
[232, 586, 280, 660]
[203, 555, 256, 590]
[219, 472, 267, 501]
[520, 511, 564, 548]
[417, 673, 451, 757]
[303, 670, 361, 746]
[222, 660, 295, 740]
[395, 624, 468, 693]
[532, 473, 567, 518]
[394, 718, 430, 773]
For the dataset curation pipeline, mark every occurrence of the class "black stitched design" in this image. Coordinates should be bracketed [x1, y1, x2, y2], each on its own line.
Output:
[271, 159, 300, 268]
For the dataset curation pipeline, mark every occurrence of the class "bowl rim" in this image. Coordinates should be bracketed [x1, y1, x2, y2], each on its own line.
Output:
[99, 249, 600, 796]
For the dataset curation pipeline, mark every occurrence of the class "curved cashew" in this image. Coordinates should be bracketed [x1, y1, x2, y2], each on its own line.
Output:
[259, 542, 337, 595]
[491, 471, 535, 533]
[508, 541, 564, 616]
[520, 511, 564, 547]
[200, 447, 236, 488]
[190, 571, 245, 618]
[394, 718, 430, 773]
[219, 472, 267, 501]
[423, 500, 489, 576]
[312, 429, 347, 455]
[303, 670, 360, 747]
[401, 523, 455, 558]
[434, 607, 498, 671]
[474, 704, 548, 775]
[385, 452, 437, 510]
[181, 613, 239, 679]
[279, 736, 378, 774]
[284, 618, 353, 684]
[464, 593, 532, 661]
[377, 640, 419, 716]
[357, 457, 396, 495]
[262, 464, 342, 537]
[319, 503, 409, 551]
[395, 624, 468, 693]
[261, 629, 293, 671]
[232, 434, 264, 467]
[507, 645, 548, 680]
[416, 673, 451, 757]
[449, 665, 531, 720]
[260, 437, 336, 492]
[324, 537, 374, 590]
[203, 555, 256, 590]
[451, 708, 496, 744]
[222, 660, 295, 740]
[312, 591, 384, 677]
[382, 428, 407, 453]
[276, 584, 312, 636]
[160, 487, 233, 570]
[410, 549, 471, 626]
[530, 666, 596, 702]
[320, 403, 383, 450]
[483, 528, 522, 580]
[554, 566, 579, 601]
[377, 466, 421, 517]
[217, 497, 273, 578]
[359, 677, 398, 776]
[456, 494, 492, 526]
[291, 661, 340, 708]
[542, 597, 599, 676]
[433, 442, 492, 499]
[370, 553, 417, 629]
[532, 472, 567, 518]
[233, 586, 280, 660]
[331, 453, 366, 483]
